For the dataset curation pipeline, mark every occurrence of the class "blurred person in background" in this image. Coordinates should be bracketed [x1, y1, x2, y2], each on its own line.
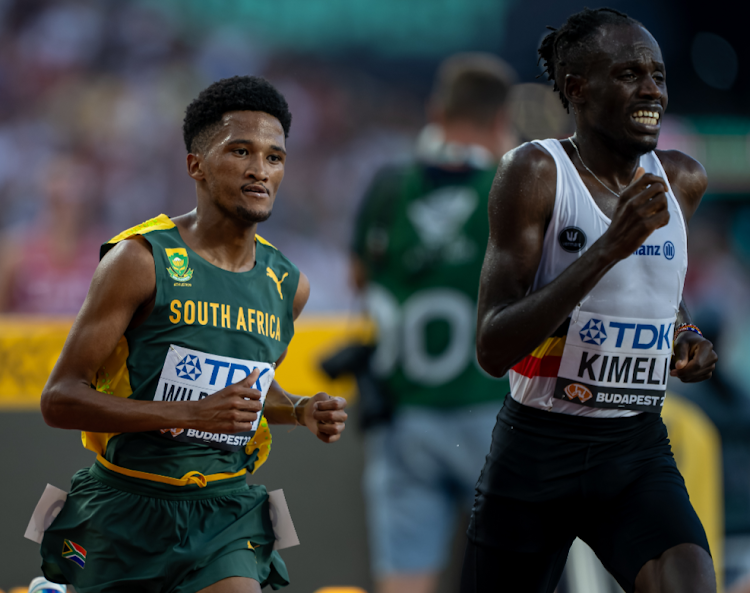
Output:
[349, 53, 517, 593]
[0, 153, 103, 314]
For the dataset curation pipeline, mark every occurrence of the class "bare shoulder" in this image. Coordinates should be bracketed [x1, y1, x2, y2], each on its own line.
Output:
[490, 141, 557, 223]
[292, 271, 310, 321]
[93, 235, 156, 307]
[498, 141, 557, 181]
[655, 149, 708, 220]
[99, 235, 153, 275]
[656, 149, 707, 188]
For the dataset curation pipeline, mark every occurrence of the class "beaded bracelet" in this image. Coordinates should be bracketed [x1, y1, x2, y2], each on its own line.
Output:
[675, 323, 703, 338]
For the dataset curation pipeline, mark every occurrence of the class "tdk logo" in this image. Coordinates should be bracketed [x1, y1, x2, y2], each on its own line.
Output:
[581, 321, 672, 350]
[173, 354, 270, 390]
[633, 241, 675, 260]
[580, 319, 607, 345]
[175, 355, 202, 380]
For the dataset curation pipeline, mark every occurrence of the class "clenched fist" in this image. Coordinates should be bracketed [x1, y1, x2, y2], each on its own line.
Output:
[301, 393, 348, 443]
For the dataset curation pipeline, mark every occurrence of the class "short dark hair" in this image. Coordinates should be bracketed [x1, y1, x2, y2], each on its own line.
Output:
[182, 76, 292, 153]
[430, 53, 516, 125]
[538, 7, 642, 111]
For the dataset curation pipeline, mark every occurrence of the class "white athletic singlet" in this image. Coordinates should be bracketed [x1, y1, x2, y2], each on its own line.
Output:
[509, 138, 688, 418]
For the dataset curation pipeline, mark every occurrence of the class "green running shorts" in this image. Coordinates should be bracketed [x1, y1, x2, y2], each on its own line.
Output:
[40, 463, 289, 592]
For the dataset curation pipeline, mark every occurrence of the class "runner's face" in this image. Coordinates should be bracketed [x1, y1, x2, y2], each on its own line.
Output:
[583, 24, 668, 155]
[201, 110, 286, 225]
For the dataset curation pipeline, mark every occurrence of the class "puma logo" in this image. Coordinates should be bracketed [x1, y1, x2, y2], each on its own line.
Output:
[266, 267, 288, 300]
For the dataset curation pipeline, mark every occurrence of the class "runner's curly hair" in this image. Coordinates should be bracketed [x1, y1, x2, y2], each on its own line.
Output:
[183, 76, 292, 153]
[538, 8, 642, 111]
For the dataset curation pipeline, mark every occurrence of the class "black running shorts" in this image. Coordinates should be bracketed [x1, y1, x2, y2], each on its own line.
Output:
[462, 396, 710, 593]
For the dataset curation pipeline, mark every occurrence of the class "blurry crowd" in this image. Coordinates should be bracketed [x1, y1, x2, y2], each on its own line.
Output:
[0, 0, 423, 312]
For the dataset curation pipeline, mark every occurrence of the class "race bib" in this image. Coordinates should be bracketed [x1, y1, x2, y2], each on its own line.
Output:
[554, 311, 674, 413]
[154, 344, 275, 451]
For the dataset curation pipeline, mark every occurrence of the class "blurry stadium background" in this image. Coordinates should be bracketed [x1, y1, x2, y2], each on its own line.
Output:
[0, 0, 747, 591]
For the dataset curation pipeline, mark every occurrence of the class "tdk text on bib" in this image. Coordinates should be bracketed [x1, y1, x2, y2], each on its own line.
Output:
[154, 344, 275, 451]
[554, 311, 674, 413]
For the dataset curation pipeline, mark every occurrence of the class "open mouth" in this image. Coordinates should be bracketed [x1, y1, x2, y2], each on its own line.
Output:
[242, 184, 268, 196]
[631, 110, 661, 126]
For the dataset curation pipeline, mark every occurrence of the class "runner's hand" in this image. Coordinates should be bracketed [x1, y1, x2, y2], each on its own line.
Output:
[671, 331, 718, 383]
[302, 393, 348, 443]
[189, 368, 263, 433]
[599, 167, 670, 261]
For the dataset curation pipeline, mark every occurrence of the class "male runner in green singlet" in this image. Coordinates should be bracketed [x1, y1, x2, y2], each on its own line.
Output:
[37, 76, 348, 593]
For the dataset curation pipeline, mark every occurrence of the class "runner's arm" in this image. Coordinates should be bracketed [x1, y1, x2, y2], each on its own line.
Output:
[41, 237, 263, 434]
[477, 143, 670, 377]
[656, 149, 708, 225]
[264, 271, 348, 442]
[264, 382, 347, 443]
[657, 151, 717, 382]
[671, 301, 717, 381]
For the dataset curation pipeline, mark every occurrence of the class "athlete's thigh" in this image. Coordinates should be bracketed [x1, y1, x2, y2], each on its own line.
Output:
[634, 543, 715, 593]
[196, 577, 261, 593]
[460, 537, 573, 593]
[581, 459, 710, 593]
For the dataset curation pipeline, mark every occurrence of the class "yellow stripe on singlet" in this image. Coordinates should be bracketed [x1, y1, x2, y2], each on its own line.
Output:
[104, 213, 176, 245]
[95, 455, 247, 488]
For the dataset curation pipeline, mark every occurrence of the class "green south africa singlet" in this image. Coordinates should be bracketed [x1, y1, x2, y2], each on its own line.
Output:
[83, 214, 300, 485]
[353, 162, 509, 409]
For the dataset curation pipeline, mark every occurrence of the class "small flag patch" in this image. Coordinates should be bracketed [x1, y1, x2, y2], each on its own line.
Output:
[62, 539, 87, 568]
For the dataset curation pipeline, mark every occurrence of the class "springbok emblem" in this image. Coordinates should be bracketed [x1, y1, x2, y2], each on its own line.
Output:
[266, 267, 288, 300]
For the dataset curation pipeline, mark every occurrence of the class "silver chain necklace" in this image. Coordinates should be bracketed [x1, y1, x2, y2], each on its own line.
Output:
[569, 136, 629, 198]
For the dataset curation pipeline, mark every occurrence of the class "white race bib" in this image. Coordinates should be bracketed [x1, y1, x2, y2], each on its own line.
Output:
[154, 344, 275, 451]
[554, 311, 674, 413]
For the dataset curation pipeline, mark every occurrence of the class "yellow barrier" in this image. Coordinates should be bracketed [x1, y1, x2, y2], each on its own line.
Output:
[0, 316, 73, 410]
[663, 394, 724, 591]
[0, 315, 371, 410]
[275, 315, 372, 401]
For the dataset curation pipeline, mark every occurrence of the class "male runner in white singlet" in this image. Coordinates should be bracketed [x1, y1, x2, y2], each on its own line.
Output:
[461, 8, 718, 593]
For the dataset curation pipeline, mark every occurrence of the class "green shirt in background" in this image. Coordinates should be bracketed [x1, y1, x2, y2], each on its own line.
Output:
[353, 162, 509, 409]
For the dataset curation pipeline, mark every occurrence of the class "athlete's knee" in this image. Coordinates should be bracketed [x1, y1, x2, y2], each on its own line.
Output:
[635, 543, 715, 593]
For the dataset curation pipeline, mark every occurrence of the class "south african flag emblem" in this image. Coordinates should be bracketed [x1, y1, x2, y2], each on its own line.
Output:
[62, 539, 86, 568]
